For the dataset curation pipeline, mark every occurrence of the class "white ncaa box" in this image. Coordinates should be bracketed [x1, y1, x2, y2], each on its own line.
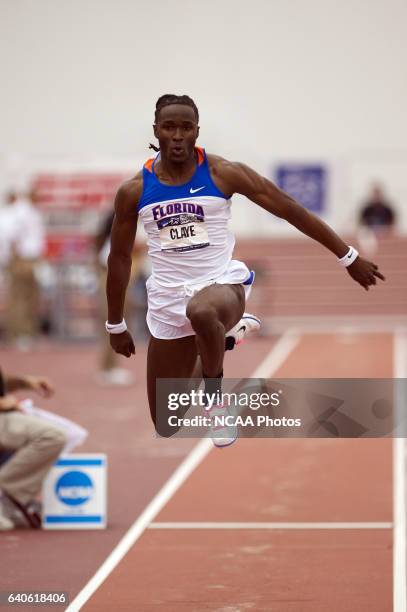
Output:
[42, 454, 107, 529]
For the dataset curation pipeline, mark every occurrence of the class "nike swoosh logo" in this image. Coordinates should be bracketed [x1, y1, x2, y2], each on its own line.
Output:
[189, 186, 205, 194]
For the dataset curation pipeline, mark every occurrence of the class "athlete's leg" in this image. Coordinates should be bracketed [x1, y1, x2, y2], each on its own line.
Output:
[186, 283, 245, 447]
[186, 283, 245, 379]
[147, 283, 244, 437]
[147, 335, 200, 436]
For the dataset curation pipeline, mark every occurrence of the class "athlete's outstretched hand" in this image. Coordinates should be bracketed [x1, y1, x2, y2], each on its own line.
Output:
[347, 256, 385, 291]
[110, 331, 136, 357]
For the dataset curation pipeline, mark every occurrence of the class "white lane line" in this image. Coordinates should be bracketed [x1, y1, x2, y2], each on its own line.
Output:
[66, 331, 300, 612]
[149, 521, 392, 530]
[394, 330, 407, 612]
[250, 330, 300, 378]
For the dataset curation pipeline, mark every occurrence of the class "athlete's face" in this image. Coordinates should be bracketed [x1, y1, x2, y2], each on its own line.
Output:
[154, 104, 199, 163]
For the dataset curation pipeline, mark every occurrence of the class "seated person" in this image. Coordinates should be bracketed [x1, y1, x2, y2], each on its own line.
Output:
[0, 369, 66, 530]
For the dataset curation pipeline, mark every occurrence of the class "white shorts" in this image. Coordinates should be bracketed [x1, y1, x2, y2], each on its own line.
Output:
[146, 259, 255, 340]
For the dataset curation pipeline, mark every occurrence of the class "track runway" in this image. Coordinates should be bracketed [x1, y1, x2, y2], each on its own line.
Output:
[57, 328, 403, 612]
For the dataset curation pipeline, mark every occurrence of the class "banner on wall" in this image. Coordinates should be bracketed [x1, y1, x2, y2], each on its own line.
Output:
[33, 172, 127, 209]
[0, 156, 141, 261]
[275, 164, 328, 215]
[32, 171, 129, 260]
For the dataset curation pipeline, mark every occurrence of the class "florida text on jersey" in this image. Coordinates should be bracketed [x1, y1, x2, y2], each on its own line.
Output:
[137, 147, 235, 288]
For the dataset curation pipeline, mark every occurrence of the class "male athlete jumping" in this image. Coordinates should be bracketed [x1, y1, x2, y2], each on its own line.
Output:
[106, 94, 385, 447]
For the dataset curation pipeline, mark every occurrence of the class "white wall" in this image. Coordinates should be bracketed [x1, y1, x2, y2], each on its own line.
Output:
[1, 0, 406, 234]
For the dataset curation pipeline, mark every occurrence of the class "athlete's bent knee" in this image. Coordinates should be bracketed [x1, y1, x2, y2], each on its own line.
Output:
[186, 303, 217, 333]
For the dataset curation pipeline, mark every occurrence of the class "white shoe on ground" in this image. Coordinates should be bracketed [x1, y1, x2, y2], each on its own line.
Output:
[0, 513, 14, 531]
[1, 494, 41, 529]
[225, 312, 261, 351]
[96, 368, 134, 386]
[0, 498, 14, 531]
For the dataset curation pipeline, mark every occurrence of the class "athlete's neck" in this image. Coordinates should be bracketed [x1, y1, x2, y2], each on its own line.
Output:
[155, 151, 197, 186]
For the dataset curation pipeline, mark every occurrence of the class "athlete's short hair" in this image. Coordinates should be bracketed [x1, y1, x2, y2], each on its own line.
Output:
[154, 94, 199, 123]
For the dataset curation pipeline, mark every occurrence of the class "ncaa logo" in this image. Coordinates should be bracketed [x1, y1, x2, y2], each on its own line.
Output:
[55, 471, 94, 506]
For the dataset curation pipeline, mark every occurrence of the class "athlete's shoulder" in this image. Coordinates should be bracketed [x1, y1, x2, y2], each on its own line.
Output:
[206, 153, 233, 171]
[117, 171, 143, 199]
[206, 153, 248, 196]
[115, 172, 143, 217]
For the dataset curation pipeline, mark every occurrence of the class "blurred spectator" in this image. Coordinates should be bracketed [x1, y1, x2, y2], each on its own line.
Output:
[2, 188, 46, 349]
[359, 183, 396, 231]
[0, 368, 66, 530]
[94, 209, 144, 385]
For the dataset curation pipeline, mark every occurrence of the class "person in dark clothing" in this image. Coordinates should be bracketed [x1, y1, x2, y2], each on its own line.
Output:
[359, 184, 396, 230]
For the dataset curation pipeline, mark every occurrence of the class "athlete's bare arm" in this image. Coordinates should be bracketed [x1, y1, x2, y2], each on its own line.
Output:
[107, 174, 142, 357]
[208, 155, 385, 291]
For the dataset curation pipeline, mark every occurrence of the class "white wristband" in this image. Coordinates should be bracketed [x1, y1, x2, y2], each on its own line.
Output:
[105, 319, 127, 334]
[337, 246, 359, 267]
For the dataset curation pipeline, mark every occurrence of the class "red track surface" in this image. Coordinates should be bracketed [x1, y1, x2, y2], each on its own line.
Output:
[1, 233, 401, 610]
[234, 235, 407, 320]
[0, 338, 275, 604]
[71, 332, 393, 612]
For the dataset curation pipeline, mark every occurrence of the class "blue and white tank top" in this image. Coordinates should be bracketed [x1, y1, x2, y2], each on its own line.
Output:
[137, 147, 235, 288]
